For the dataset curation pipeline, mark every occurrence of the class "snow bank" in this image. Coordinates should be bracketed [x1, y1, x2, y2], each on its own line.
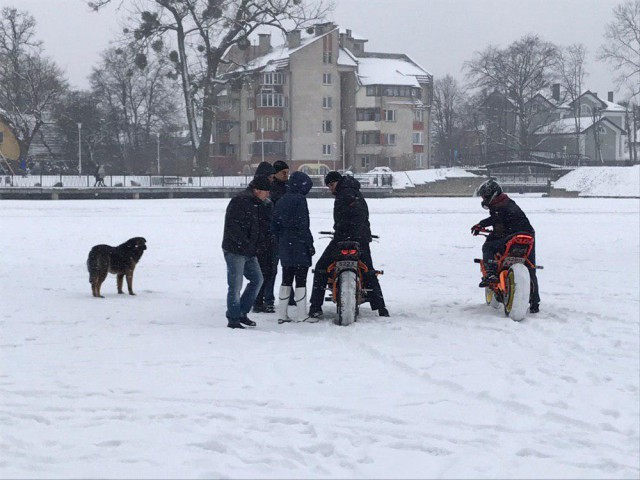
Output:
[553, 165, 640, 197]
[393, 167, 478, 189]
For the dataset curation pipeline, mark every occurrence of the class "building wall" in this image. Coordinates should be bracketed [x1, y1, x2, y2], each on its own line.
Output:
[290, 30, 341, 166]
[0, 119, 20, 161]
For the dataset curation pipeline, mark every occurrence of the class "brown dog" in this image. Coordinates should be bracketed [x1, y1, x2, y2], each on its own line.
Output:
[87, 237, 147, 297]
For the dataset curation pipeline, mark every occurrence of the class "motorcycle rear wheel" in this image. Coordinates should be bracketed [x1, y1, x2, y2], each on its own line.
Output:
[335, 270, 358, 326]
[503, 263, 530, 322]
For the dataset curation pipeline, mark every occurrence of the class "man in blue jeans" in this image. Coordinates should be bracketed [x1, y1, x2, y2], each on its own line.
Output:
[222, 175, 271, 329]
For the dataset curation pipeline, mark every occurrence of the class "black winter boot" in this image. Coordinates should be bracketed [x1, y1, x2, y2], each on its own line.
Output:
[239, 316, 256, 327]
[227, 319, 245, 329]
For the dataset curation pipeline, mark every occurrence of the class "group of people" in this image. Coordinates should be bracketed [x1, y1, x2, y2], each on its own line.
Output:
[222, 165, 541, 329]
[221, 160, 388, 329]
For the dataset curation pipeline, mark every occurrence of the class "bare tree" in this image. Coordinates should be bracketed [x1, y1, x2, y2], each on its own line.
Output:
[90, 44, 182, 173]
[555, 43, 588, 164]
[599, 0, 640, 98]
[432, 75, 466, 167]
[0, 7, 67, 163]
[465, 34, 558, 157]
[88, 0, 332, 170]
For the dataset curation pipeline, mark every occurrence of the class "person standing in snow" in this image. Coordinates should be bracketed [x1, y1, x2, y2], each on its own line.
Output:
[308, 171, 389, 319]
[251, 161, 278, 313]
[270, 160, 289, 205]
[471, 179, 540, 313]
[222, 175, 271, 329]
[271, 171, 315, 323]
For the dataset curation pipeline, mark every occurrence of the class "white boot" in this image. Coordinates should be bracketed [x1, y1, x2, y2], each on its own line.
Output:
[295, 287, 314, 322]
[276, 285, 292, 324]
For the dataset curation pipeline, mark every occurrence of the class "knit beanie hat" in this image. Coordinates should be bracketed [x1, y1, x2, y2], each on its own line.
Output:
[324, 171, 343, 185]
[255, 161, 275, 176]
[273, 160, 290, 173]
[250, 175, 272, 191]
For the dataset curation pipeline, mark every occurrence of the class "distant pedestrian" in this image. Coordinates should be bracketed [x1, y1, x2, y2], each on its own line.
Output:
[94, 164, 106, 187]
[222, 175, 271, 329]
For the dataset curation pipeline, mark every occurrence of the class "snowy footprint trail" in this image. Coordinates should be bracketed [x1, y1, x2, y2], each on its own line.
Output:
[1, 197, 638, 478]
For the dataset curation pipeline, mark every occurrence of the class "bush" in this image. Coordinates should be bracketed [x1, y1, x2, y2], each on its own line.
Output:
[130, 180, 141, 186]
[114, 182, 123, 187]
[53, 182, 63, 187]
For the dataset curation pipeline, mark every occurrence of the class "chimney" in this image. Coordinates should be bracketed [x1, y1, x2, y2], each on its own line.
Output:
[286, 29, 300, 49]
[608, 91, 614, 102]
[315, 22, 336, 37]
[551, 83, 560, 102]
[258, 34, 271, 55]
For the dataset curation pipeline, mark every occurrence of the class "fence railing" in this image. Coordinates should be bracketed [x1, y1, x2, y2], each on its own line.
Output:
[0, 173, 394, 189]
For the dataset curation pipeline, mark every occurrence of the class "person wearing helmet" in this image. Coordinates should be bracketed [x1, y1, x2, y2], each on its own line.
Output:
[471, 179, 540, 313]
[308, 171, 389, 318]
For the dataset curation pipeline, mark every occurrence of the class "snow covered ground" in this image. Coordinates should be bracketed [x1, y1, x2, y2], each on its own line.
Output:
[391, 168, 479, 189]
[1, 196, 638, 479]
[552, 165, 640, 197]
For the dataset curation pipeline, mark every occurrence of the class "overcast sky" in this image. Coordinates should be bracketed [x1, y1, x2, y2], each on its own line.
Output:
[0, 0, 625, 101]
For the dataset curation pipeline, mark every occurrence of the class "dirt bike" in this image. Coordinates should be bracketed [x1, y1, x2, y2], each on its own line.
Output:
[473, 228, 543, 322]
[316, 231, 384, 326]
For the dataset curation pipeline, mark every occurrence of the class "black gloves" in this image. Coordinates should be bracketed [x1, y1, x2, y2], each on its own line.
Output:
[471, 224, 482, 236]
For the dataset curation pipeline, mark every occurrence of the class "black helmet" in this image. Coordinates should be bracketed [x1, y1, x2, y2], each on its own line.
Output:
[477, 179, 502, 209]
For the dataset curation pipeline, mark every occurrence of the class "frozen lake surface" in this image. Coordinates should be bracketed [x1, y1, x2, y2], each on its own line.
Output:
[1, 197, 638, 478]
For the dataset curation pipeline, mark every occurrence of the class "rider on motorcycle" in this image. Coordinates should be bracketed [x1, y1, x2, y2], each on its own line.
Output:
[471, 179, 540, 313]
[308, 171, 389, 318]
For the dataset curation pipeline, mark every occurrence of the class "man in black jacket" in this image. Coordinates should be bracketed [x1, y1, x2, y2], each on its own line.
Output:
[471, 179, 540, 313]
[270, 160, 289, 205]
[309, 171, 389, 318]
[222, 175, 271, 328]
[252, 162, 278, 313]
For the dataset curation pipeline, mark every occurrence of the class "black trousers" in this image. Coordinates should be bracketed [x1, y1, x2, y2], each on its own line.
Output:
[309, 240, 386, 310]
[281, 266, 309, 288]
[254, 247, 277, 306]
[482, 235, 540, 306]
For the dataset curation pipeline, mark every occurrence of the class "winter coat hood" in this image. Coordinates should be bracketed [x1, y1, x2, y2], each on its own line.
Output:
[287, 171, 313, 196]
[336, 175, 361, 193]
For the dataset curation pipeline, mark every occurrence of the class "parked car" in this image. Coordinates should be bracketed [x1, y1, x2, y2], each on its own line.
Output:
[367, 166, 393, 174]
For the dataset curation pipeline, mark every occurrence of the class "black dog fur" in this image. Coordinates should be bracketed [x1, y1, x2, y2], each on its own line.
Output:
[87, 237, 147, 297]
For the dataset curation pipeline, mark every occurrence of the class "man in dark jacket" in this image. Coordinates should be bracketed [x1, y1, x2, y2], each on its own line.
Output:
[222, 175, 271, 329]
[252, 161, 278, 313]
[270, 160, 289, 205]
[471, 179, 540, 313]
[308, 171, 389, 318]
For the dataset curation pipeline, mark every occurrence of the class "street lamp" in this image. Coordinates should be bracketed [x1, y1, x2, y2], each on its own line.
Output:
[260, 127, 265, 164]
[77, 122, 82, 175]
[156, 132, 160, 174]
[341, 128, 346, 171]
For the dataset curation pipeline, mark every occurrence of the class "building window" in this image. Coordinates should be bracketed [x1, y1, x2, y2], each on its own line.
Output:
[322, 96, 333, 109]
[322, 120, 332, 133]
[257, 116, 287, 132]
[383, 110, 396, 121]
[252, 141, 287, 155]
[360, 155, 371, 168]
[357, 131, 381, 145]
[413, 132, 424, 144]
[257, 93, 286, 107]
[261, 72, 284, 85]
[323, 73, 332, 85]
[580, 104, 592, 116]
[413, 109, 424, 122]
[323, 35, 333, 64]
[356, 108, 381, 121]
[383, 134, 397, 145]
[246, 121, 254, 133]
[322, 144, 333, 155]
[414, 153, 424, 167]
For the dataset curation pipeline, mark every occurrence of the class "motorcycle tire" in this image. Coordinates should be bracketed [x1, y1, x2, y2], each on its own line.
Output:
[485, 287, 501, 309]
[335, 270, 358, 326]
[503, 263, 530, 322]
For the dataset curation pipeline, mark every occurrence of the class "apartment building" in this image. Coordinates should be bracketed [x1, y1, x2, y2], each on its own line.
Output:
[214, 23, 432, 174]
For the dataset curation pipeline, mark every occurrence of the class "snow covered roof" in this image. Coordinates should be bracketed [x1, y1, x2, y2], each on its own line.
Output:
[337, 47, 357, 67]
[356, 55, 429, 87]
[533, 117, 625, 135]
[338, 28, 367, 41]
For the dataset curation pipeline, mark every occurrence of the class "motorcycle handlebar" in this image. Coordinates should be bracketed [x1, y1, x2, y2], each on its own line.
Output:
[318, 231, 380, 239]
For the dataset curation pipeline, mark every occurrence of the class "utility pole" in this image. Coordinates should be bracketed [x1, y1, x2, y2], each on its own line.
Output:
[77, 123, 82, 175]
[341, 128, 346, 171]
[156, 132, 160, 174]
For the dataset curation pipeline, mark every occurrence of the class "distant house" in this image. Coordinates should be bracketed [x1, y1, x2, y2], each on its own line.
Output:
[0, 110, 20, 163]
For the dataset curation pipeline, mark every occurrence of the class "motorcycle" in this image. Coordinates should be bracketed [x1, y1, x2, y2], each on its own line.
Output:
[316, 231, 384, 326]
[473, 228, 543, 322]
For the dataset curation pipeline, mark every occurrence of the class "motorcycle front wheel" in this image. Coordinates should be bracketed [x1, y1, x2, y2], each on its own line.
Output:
[335, 270, 358, 326]
[485, 287, 501, 309]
